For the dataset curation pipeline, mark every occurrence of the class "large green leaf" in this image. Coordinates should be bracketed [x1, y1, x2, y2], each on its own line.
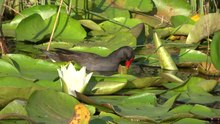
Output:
[2, 54, 59, 80]
[125, 76, 161, 88]
[0, 100, 27, 116]
[0, 76, 44, 107]
[162, 77, 220, 104]
[99, 17, 142, 34]
[210, 31, 220, 70]
[15, 12, 86, 42]
[45, 13, 86, 41]
[0, 59, 20, 76]
[85, 76, 127, 95]
[186, 13, 220, 44]
[89, 0, 130, 20]
[124, 0, 153, 12]
[15, 13, 48, 42]
[2, 5, 65, 37]
[173, 118, 209, 124]
[26, 90, 79, 124]
[178, 49, 211, 63]
[70, 31, 136, 56]
[112, 93, 179, 121]
[10, 5, 63, 25]
[171, 15, 195, 27]
[190, 104, 219, 118]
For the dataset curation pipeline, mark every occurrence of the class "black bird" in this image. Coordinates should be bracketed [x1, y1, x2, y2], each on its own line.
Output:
[45, 46, 135, 72]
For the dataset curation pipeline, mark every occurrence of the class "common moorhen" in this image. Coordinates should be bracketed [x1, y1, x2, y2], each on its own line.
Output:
[45, 46, 135, 72]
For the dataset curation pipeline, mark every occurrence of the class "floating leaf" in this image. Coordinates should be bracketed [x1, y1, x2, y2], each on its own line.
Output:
[85, 81, 127, 95]
[71, 31, 136, 56]
[190, 104, 217, 118]
[2, 54, 59, 80]
[173, 118, 209, 124]
[26, 90, 80, 124]
[10, 5, 62, 25]
[0, 100, 27, 117]
[0, 59, 20, 76]
[79, 20, 102, 31]
[16, 13, 86, 42]
[125, 76, 161, 88]
[15, 13, 48, 42]
[171, 15, 195, 27]
[112, 93, 179, 121]
[0, 76, 44, 107]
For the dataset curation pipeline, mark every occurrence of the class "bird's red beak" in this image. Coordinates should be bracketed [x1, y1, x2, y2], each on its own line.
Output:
[125, 58, 134, 69]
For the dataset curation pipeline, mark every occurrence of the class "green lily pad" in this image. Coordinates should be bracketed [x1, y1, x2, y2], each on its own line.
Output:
[26, 90, 80, 124]
[171, 15, 195, 27]
[0, 100, 27, 117]
[99, 17, 142, 34]
[70, 31, 136, 56]
[15, 13, 48, 42]
[15, 12, 86, 42]
[85, 76, 127, 95]
[173, 118, 209, 124]
[2, 54, 59, 80]
[0, 76, 44, 107]
[162, 77, 220, 104]
[0, 59, 20, 76]
[190, 104, 218, 118]
[178, 49, 211, 64]
[79, 20, 102, 31]
[112, 93, 179, 121]
[10, 5, 63, 25]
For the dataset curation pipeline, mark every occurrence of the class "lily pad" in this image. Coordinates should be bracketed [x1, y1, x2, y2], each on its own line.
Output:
[71, 31, 136, 56]
[0, 100, 27, 117]
[26, 90, 80, 124]
[0, 59, 20, 76]
[171, 15, 195, 27]
[173, 118, 209, 124]
[15, 12, 86, 42]
[2, 54, 59, 80]
[85, 76, 127, 95]
[15, 13, 48, 42]
[0, 76, 44, 107]
[112, 94, 179, 121]
[10, 5, 63, 25]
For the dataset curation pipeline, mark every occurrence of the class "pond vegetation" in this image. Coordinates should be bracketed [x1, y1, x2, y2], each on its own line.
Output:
[0, 0, 220, 124]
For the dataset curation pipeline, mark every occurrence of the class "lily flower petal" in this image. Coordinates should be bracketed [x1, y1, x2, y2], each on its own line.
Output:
[57, 63, 93, 97]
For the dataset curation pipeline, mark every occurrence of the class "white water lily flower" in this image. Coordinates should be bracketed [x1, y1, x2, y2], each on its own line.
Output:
[57, 63, 93, 96]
